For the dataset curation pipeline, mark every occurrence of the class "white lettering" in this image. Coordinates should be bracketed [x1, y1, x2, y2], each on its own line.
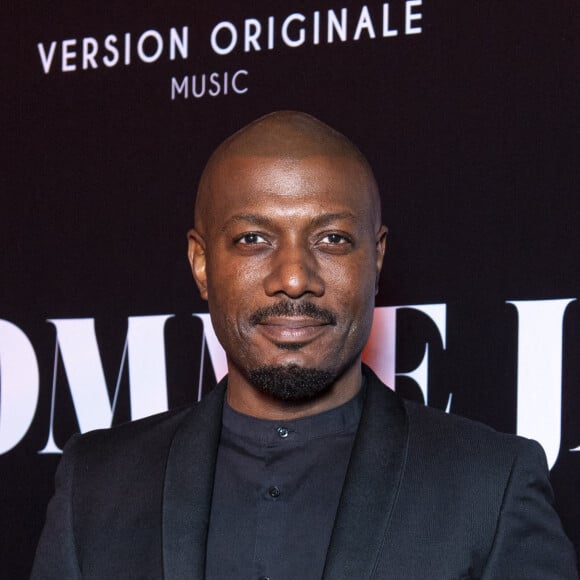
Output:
[37, 41, 57, 74]
[396, 304, 447, 405]
[192, 74, 206, 98]
[125, 316, 170, 419]
[0, 321, 39, 454]
[170, 70, 249, 100]
[354, 6, 377, 40]
[137, 30, 163, 63]
[223, 71, 229, 96]
[232, 69, 249, 94]
[313, 11, 320, 45]
[508, 299, 575, 468]
[382, 3, 399, 37]
[103, 34, 119, 67]
[61, 39, 77, 72]
[209, 72, 221, 96]
[363, 304, 447, 404]
[327, 8, 348, 43]
[282, 13, 306, 47]
[103, 34, 119, 68]
[211, 21, 237, 55]
[405, 0, 423, 34]
[362, 307, 397, 387]
[171, 76, 188, 99]
[169, 26, 188, 60]
[5, 295, 577, 461]
[124, 32, 131, 65]
[38, 316, 171, 453]
[82, 37, 98, 70]
[362, 304, 447, 406]
[267, 16, 275, 50]
[192, 314, 228, 400]
[245, 18, 262, 52]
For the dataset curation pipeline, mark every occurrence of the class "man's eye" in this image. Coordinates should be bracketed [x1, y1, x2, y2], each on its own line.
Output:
[320, 233, 350, 245]
[236, 233, 267, 245]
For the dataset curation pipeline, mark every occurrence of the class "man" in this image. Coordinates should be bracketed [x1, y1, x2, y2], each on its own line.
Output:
[32, 111, 578, 579]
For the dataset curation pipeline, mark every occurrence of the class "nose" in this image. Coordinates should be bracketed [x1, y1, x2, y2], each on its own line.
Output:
[263, 242, 324, 299]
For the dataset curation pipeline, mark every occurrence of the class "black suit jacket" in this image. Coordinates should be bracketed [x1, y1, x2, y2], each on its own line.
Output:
[31, 366, 578, 579]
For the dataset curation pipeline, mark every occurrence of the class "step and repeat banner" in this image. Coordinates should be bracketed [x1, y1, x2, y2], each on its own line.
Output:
[3, 1, 579, 576]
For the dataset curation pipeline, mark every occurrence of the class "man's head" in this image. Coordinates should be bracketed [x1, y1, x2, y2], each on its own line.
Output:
[188, 111, 387, 411]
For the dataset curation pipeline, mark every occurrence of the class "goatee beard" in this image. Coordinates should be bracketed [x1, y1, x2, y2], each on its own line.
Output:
[248, 364, 334, 402]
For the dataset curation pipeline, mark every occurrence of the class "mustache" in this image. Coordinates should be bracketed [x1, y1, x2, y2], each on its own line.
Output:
[249, 301, 337, 326]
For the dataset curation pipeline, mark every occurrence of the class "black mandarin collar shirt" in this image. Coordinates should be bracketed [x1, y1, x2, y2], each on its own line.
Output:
[205, 384, 365, 580]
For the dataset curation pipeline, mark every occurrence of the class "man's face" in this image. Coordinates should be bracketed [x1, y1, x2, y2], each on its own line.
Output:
[189, 153, 386, 400]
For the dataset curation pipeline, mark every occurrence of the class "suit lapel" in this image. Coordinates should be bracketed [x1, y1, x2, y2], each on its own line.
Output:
[322, 367, 409, 580]
[162, 381, 226, 580]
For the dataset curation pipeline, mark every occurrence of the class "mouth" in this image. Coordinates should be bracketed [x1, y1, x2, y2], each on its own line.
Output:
[256, 316, 330, 345]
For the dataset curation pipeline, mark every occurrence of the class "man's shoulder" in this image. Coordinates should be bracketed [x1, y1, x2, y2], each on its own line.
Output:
[402, 395, 537, 456]
[364, 365, 544, 468]
[65, 382, 226, 466]
[73, 404, 190, 449]
[403, 396, 516, 440]
[400, 396, 551, 500]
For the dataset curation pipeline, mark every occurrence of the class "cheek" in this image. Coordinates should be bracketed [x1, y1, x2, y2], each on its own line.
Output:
[330, 262, 377, 345]
[206, 256, 263, 317]
[325, 255, 377, 305]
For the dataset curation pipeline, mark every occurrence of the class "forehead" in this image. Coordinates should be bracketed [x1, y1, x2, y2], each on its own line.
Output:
[199, 153, 377, 230]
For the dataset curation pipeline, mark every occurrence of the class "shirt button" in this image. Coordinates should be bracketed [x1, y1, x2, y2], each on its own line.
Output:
[268, 485, 280, 498]
[276, 426, 289, 438]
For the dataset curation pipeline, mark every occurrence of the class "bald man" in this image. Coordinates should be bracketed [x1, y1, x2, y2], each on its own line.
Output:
[32, 112, 578, 579]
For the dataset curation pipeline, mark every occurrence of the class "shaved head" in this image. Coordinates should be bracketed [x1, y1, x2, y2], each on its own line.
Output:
[194, 111, 381, 233]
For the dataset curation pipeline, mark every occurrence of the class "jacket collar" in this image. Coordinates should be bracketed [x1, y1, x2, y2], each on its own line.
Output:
[162, 379, 227, 580]
[322, 365, 409, 579]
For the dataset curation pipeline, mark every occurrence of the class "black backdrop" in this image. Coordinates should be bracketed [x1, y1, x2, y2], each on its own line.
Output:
[3, 1, 579, 577]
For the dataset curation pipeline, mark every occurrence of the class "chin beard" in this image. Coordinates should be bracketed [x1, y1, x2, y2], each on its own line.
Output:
[248, 364, 334, 402]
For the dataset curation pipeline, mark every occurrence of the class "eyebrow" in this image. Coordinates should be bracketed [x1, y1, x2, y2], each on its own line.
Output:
[309, 212, 358, 227]
[221, 211, 358, 232]
[221, 214, 275, 232]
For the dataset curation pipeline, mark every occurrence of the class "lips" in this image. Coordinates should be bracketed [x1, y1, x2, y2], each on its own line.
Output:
[256, 316, 330, 344]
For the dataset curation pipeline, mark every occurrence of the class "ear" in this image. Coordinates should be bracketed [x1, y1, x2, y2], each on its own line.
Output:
[187, 228, 208, 301]
[374, 225, 388, 295]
